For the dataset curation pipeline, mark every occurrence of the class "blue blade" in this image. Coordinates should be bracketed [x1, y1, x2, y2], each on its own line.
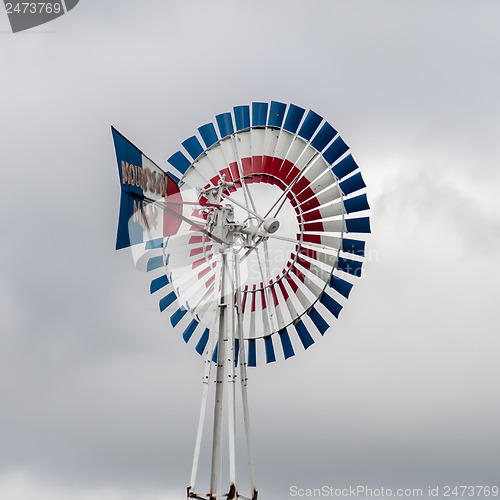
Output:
[264, 336, 276, 363]
[150, 275, 169, 294]
[283, 104, 305, 133]
[295, 320, 314, 350]
[248, 339, 257, 367]
[159, 291, 176, 312]
[323, 136, 349, 165]
[234, 105, 250, 131]
[145, 238, 163, 249]
[147, 255, 163, 272]
[279, 329, 295, 359]
[183, 319, 198, 343]
[344, 194, 370, 214]
[339, 172, 366, 196]
[337, 257, 363, 277]
[308, 307, 329, 335]
[332, 154, 358, 180]
[182, 136, 204, 161]
[298, 110, 323, 141]
[320, 291, 343, 318]
[311, 121, 337, 151]
[212, 342, 218, 363]
[170, 307, 187, 327]
[252, 102, 268, 127]
[167, 150, 191, 175]
[342, 238, 365, 257]
[329, 275, 353, 299]
[216, 112, 234, 138]
[268, 101, 287, 128]
[198, 123, 218, 148]
[234, 338, 239, 366]
[195, 328, 209, 355]
[346, 217, 371, 233]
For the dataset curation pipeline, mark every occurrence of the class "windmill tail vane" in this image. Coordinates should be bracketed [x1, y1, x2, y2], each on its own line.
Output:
[111, 127, 183, 251]
[111, 101, 371, 499]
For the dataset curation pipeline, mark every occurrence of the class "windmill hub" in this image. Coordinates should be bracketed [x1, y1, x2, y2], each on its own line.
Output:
[262, 217, 280, 234]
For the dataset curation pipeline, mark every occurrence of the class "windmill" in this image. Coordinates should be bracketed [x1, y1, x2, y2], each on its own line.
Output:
[112, 101, 370, 500]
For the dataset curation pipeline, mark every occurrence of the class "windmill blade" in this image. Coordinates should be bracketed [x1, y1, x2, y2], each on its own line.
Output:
[293, 319, 315, 350]
[247, 338, 257, 367]
[329, 274, 354, 299]
[293, 252, 332, 283]
[264, 335, 276, 364]
[263, 126, 281, 158]
[285, 269, 315, 313]
[150, 274, 169, 294]
[275, 274, 301, 325]
[268, 280, 288, 331]
[271, 277, 296, 328]
[257, 284, 273, 338]
[291, 258, 329, 298]
[301, 219, 347, 234]
[322, 135, 349, 165]
[278, 328, 295, 360]
[339, 172, 367, 196]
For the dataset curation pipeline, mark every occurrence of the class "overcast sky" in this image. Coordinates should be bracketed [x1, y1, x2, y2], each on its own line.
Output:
[1, 1, 499, 499]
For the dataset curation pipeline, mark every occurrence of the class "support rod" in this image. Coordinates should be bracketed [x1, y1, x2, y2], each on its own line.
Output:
[210, 252, 227, 499]
[226, 251, 237, 497]
[188, 314, 218, 495]
[234, 254, 257, 498]
[189, 207, 258, 500]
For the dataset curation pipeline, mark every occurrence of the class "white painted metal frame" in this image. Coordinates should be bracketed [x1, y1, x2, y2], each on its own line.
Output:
[188, 207, 258, 500]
